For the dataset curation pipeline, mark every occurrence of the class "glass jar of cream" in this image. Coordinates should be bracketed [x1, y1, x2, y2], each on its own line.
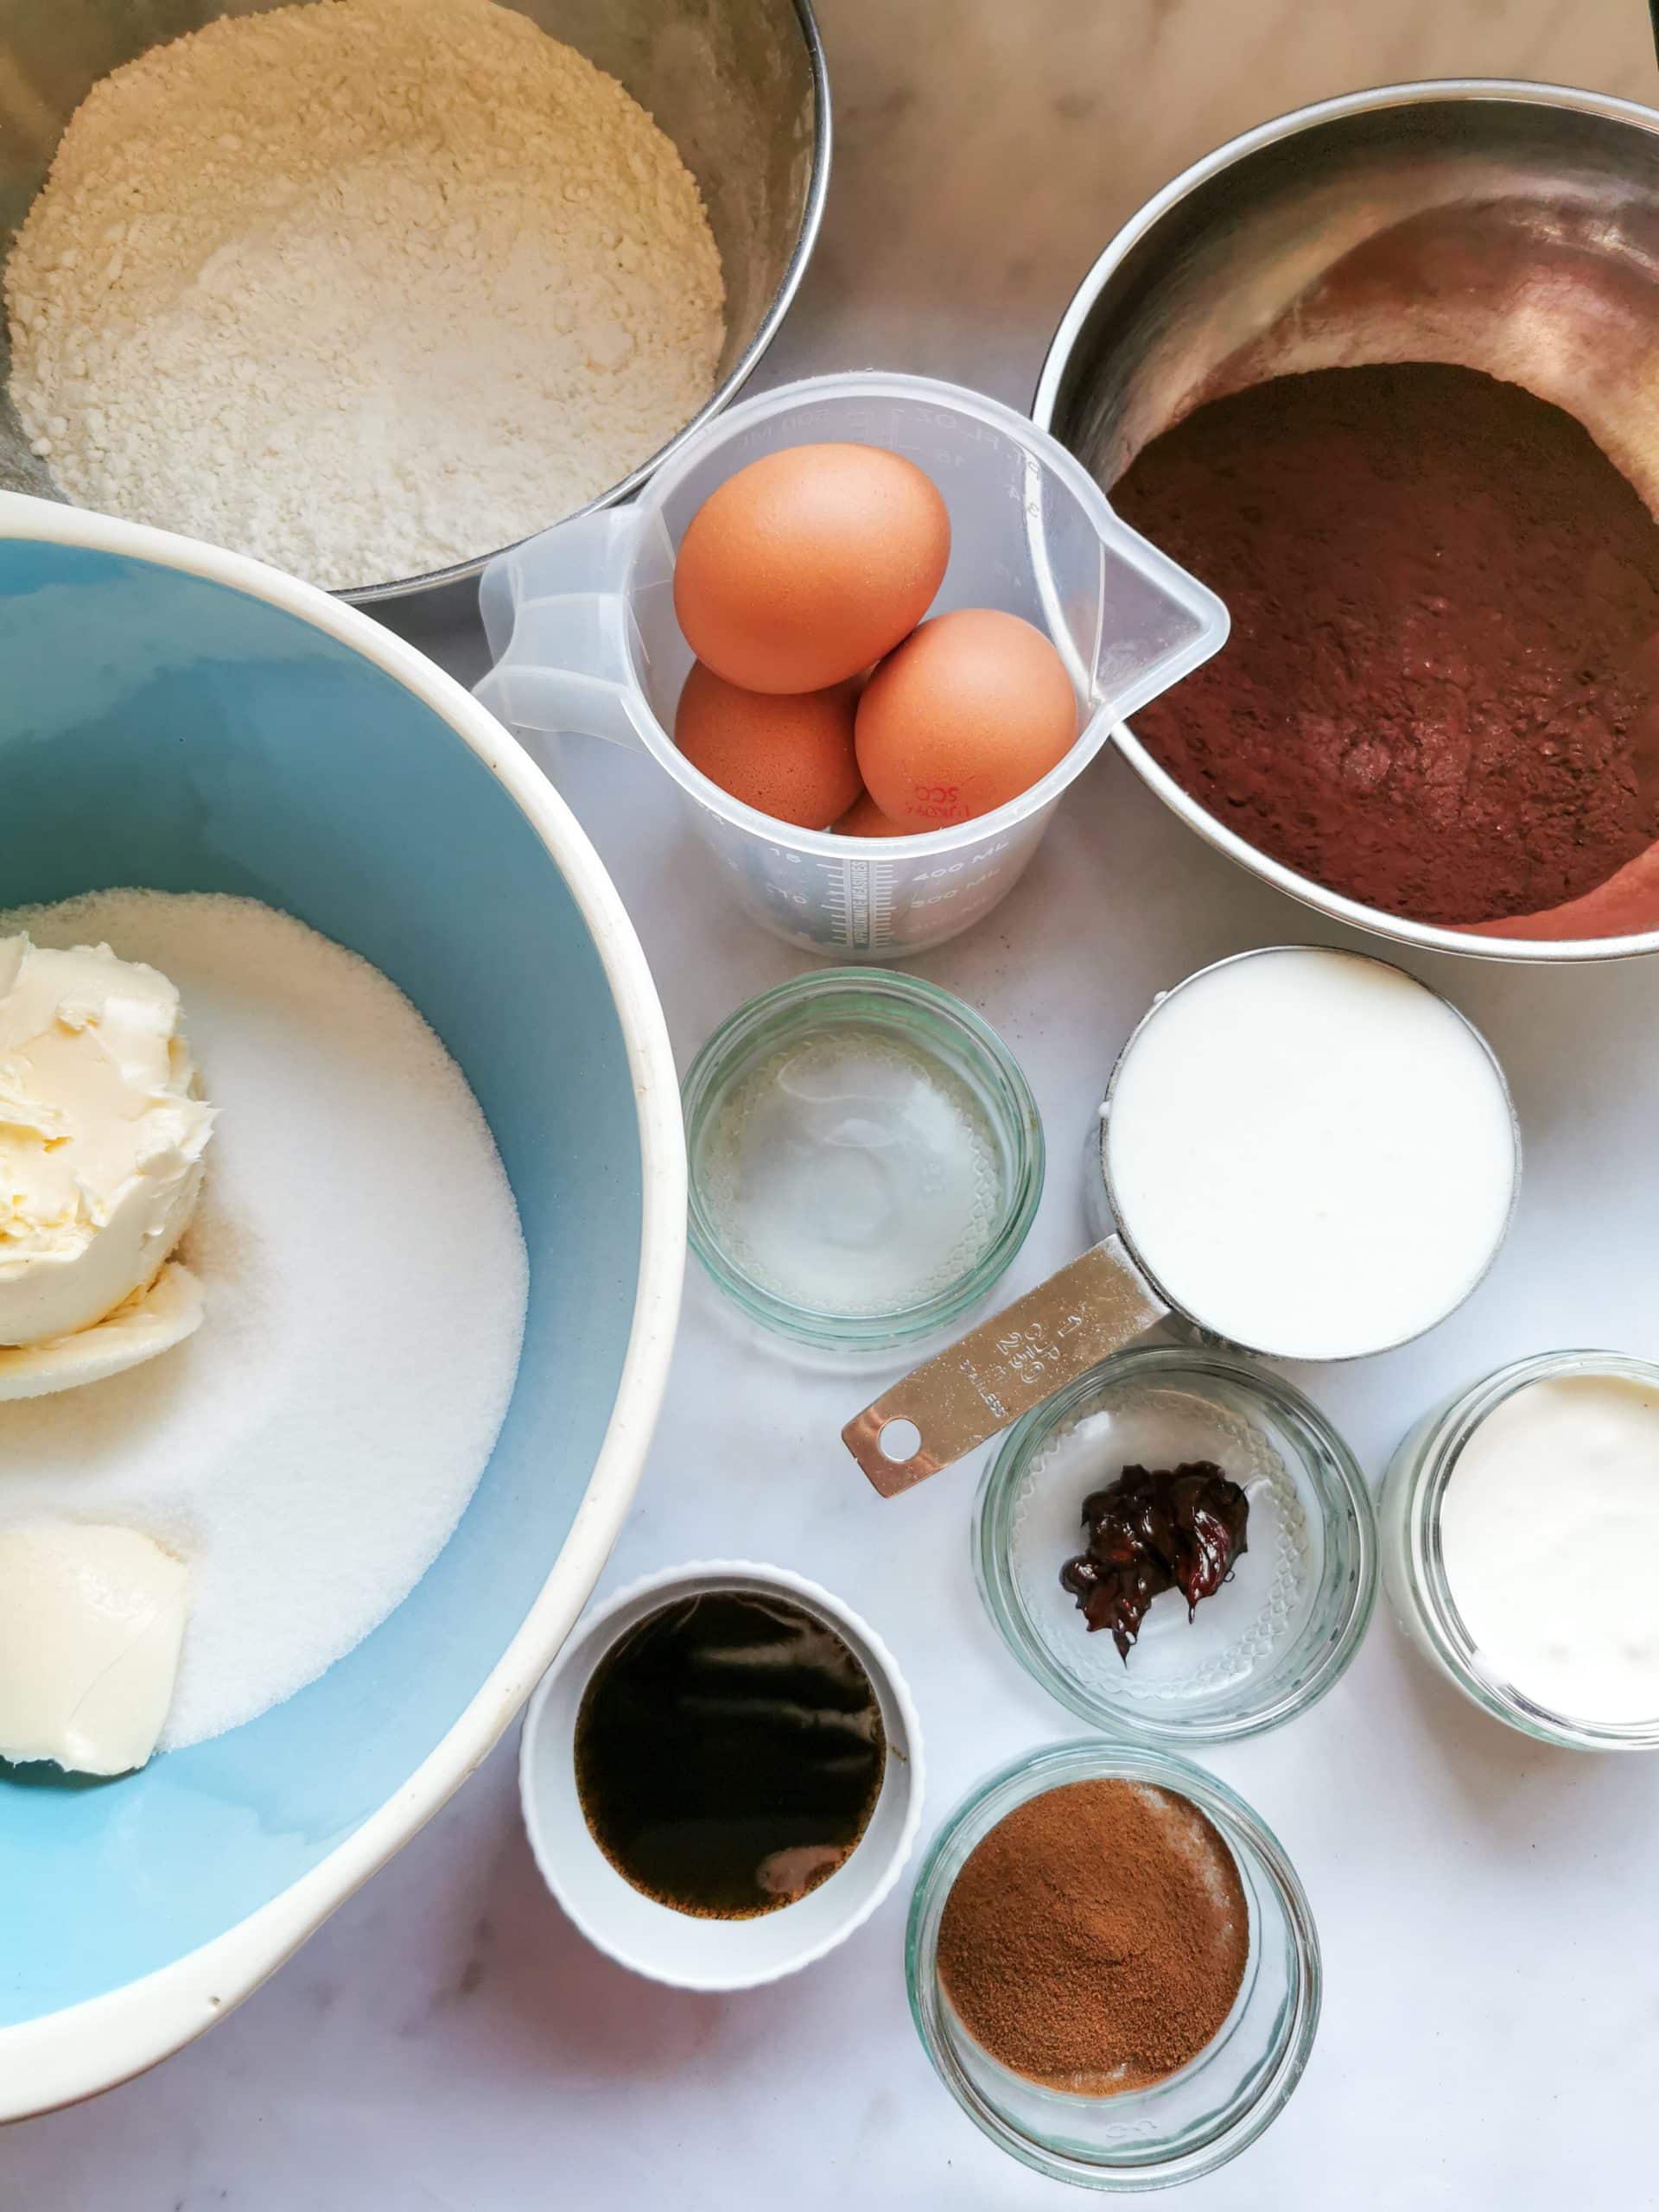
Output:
[1381, 1351, 1659, 1751]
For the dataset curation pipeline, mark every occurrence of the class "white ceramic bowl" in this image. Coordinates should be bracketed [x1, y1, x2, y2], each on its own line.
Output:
[520, 1561, 925, 1989]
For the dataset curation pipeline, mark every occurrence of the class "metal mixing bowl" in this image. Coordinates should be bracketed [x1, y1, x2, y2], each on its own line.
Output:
[0, 0, 827, 605]
[1035, 82, 1659, 963]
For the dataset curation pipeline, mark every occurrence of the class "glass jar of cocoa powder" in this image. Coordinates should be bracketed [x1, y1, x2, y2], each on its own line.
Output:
[906, 1740, 1319, 2189]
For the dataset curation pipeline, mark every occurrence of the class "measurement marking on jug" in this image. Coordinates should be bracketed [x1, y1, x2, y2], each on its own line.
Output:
[817, 855, 859, 950]
[848, 858, 872, 949]
[872, 860, 896, 948]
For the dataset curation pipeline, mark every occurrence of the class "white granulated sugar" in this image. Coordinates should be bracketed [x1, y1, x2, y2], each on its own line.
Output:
[5, 0, 725, 590]
[0, 890, 527, 1748]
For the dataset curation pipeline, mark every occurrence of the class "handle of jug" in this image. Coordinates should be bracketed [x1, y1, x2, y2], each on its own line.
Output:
[475, 507, 655, 753]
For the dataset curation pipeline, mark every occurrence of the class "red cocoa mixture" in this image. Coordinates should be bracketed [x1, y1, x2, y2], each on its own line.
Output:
[1112, 363, 1659, 925]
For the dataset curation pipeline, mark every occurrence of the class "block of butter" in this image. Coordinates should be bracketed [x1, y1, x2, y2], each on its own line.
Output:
[0, 932, 215, 1398]
[0, 933, 214, 1347]
[0, 1260, 203, 1403]
[0, 1524, 189, 1773]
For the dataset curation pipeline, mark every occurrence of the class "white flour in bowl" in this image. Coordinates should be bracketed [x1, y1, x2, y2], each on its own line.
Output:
[4, 0, 725, 590]
[0, 890, 528, 1749]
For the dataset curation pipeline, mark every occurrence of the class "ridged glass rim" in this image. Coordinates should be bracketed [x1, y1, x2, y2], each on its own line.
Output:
[682, 968, 1044, 1351]
[973, 1347, 1377, 1745]
[905, 1738, 1321, 2190]
[1397, 1349, 1659, 1750]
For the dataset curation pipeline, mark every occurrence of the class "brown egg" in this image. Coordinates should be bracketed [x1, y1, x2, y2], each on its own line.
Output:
[673, 660, 863, 828]
[672, 443, 950, 694]
[855, 609, 1077, 830]
[833, 791, 912, 838]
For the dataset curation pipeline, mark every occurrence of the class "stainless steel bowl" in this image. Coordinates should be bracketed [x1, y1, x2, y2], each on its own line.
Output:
[0, 0, 828, 605]
[1035, 82, 1659, 963]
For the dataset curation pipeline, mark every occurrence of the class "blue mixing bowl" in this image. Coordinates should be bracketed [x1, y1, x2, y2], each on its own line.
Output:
[0, 493, 685, 2116]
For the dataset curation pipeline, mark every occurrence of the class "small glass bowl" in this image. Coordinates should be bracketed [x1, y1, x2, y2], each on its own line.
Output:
[683, 969, 1043, 1354]
[906, 1740, 1320, 2191]
[974, 1348, 1376, 1744]
[1380, 1349, 1659, 1751]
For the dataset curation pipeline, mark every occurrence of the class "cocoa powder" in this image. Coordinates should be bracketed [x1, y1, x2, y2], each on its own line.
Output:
[935, 1777, 1249, 2094]
[1112, 363, 1659, 925]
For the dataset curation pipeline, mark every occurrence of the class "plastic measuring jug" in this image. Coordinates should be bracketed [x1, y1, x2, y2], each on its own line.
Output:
[477, 372, 1227, 958]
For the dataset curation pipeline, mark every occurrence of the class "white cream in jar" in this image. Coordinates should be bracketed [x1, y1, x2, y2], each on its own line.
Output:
[1440, 1371, 1659, 1726]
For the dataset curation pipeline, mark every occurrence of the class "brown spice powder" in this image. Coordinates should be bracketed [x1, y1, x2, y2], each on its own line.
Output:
[936, 1778, 1249, 2094]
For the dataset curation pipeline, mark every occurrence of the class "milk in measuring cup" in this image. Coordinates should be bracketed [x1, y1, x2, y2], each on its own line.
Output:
[1105, 947, 1518, 1360]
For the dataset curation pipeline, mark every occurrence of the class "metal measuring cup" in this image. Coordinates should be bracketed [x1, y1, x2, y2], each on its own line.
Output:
[842, 946, 1522, 1497]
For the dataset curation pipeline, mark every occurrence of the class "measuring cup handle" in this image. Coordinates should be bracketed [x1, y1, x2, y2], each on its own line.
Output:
[841, 1236, 1166, 1497]
[475, 508, 652, 752]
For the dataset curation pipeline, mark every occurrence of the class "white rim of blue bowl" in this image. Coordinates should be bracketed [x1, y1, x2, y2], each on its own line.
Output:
[0, 489, 688, 2120]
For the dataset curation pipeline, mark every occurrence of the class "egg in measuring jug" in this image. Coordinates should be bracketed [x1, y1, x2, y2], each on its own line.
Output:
[476, 372, 1227, 958]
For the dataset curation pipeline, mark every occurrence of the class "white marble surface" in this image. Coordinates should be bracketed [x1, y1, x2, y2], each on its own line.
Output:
[8, 0, 1659, 2203]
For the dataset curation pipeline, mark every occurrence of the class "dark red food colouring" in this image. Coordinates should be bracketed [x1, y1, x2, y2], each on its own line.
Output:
[1060, 1462, 1249, 1661]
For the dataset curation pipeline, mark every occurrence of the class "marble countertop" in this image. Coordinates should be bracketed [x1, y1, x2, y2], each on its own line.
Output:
[7, 2, 1659, 2205]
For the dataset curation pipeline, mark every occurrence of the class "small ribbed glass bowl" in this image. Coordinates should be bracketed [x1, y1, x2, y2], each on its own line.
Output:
[683, 969, 1044, 1355]
[974, 1348, 1376, 1744]
[1380, 1349, 1659, 1751]
[906, 1740, 1320, 2191]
